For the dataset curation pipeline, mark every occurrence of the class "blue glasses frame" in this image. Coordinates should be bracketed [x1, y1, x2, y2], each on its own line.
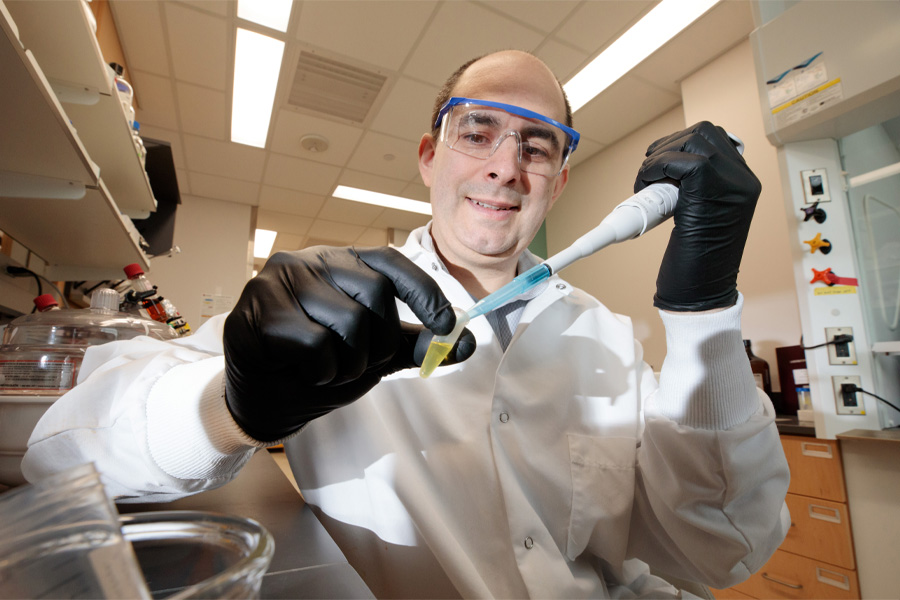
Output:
[434, 97, 580, 169]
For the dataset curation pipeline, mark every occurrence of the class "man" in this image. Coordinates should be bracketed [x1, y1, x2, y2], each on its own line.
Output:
[24, 50, 790, 598]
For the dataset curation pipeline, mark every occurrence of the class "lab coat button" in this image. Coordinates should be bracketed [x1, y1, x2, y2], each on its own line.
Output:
[556, 283, 566, 290]
[524, 536, 534, 549]
[499, 412, 510, 423]
[431, 263, 439, 271]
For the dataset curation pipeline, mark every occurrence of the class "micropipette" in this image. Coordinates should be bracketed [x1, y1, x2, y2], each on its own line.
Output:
[419, 134, 745, 378]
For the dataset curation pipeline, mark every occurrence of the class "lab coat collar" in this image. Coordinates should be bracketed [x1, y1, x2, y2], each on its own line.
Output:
[399, 225, 574, 314]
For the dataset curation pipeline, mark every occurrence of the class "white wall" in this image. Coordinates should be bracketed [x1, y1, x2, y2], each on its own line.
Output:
[548, 40, 801, 380]
[143, 194, 253, 330]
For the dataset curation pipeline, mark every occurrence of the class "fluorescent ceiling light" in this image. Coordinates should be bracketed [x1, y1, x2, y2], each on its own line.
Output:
[564, 0, 721, 112]
[231, 28, 284, 148]
[333, 186, 432, 215]
[254, 228, 277, 258]
[237, 0, 293, 32]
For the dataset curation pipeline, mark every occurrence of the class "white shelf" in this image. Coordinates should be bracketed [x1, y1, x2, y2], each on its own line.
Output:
[872, 341, 900, 356]
[0, 2, 149, 279]
[4, 0, 156, 216]
[0, 14, 97, 189]
[0, 180, 149, 280]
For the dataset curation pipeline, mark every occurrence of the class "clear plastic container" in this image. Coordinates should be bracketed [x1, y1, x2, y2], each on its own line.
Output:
[0, 289, 177, 396]
[0, 463, 151, 599]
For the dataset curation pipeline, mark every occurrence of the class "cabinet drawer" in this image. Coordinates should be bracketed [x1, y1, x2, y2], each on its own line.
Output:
[733, 549, 858, 599]
[782, 493, 855, 569]
[709, 586, 756, 599]
[781, 436, 846, 502]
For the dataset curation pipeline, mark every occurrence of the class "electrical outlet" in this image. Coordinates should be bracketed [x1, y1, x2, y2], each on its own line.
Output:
[825, 327, 857, 365]
[832, 375, 865, 415]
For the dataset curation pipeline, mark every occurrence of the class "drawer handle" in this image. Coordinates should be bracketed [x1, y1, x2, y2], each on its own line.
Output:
[801, 442, 833, 459]
[762, 573, 803, 589]
[816, 567, 851, 591]
[809, 503, 842, 524]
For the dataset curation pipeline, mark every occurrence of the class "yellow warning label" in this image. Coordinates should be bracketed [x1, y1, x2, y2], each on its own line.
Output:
[772, 78, 842, 114]
[814, 285, 857, 296]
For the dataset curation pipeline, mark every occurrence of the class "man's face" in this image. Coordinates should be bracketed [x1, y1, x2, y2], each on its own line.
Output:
[418, 52, 570, 271]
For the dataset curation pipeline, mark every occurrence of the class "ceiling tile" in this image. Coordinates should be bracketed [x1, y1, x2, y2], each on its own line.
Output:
[164, 2, 228, 90]
[355, 228, 389, 247]
[182, 135, 267, 181]
[269, 109, 364, 166]
[257, 210, 313, 236]
[263, 154, 342, 195]
[484, 0, 580, 34]
[574, 75, 681, 146]
[110, 1, 169, 76]
[347, 132, 420, 180]
[176, 83, 227, 140]
[317, 197, 384, 227]
[536, 38, 590, 84]
[403, 1, 546, 86]
[189, 172, 259, 205]
[556, 1, 652, 55]
[369, 77, 438, 143]
[179, 0, 230, 18]
[338, 170, 409, 196]
[258, 185, 326, 217]
[399, 181, 430, 203]
[632, 1, 756, 94]
[175, 168, 190, 195]
[307, 219, 366, 244]
[296, 1, 438, 71]
[272, 232, 305, 252]
[132, 70, 179, 130]
[370, 209, 431, 231]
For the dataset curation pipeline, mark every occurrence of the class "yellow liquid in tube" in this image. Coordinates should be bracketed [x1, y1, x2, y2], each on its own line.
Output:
[419, 341, 454, 378]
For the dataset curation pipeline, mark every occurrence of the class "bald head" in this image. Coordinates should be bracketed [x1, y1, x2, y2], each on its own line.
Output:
[430, 50, 573, 133]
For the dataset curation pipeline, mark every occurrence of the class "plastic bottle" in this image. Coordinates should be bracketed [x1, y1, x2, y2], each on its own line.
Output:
[794, 368, 812, 411]
[743, 339, 772, 396]
[123, 264, 168, 324]
[108, 62, 135, 129]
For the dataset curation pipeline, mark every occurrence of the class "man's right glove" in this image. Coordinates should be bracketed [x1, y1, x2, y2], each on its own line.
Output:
[224, 246, 476, 442]
[634, 121, 762, 312]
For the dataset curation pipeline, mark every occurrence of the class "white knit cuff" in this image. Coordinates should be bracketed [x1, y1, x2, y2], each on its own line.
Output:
[146, 356, 267, 480]
[651, 293, 761, 430]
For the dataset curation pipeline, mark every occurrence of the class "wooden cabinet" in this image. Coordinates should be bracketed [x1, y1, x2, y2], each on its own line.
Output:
[712, 435, 859, 599]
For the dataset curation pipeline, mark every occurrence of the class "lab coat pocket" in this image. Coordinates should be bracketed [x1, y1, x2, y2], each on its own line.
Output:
[566, 433, 636, 564]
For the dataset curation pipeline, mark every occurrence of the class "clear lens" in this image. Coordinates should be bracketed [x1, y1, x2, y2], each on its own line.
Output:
[441, 102, 572, 177]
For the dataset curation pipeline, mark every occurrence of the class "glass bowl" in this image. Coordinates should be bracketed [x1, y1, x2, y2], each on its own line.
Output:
[120, 511, 275, 599]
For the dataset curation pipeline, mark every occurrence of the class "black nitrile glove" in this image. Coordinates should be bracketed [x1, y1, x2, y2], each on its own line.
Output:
[634, 121, 761, 312]
[224, 246, 476, 441]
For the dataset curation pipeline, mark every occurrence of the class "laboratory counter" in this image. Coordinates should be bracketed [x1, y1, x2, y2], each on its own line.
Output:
[774, 414, 815, 437]
[117, 450, 374, 599]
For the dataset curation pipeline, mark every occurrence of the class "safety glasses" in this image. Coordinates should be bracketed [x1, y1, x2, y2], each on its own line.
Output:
[434, 97, 580, 177]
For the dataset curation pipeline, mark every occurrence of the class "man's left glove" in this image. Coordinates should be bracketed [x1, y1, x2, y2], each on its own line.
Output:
[634, 121, 761, 312]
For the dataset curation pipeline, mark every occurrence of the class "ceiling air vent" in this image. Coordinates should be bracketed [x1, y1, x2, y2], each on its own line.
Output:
[287, 51, 387, 123]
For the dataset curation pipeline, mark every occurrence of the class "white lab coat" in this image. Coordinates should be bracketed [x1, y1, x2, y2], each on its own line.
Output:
[23, 227, 790, 599]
